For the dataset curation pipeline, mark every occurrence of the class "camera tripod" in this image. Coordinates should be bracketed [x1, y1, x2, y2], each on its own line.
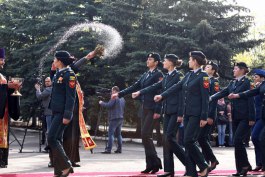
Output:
[9, 128, 22, 148]
[94, 106, 108, 147]
[18, 107, 43, 153]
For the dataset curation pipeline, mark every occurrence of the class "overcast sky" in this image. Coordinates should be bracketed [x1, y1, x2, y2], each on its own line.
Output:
[234, 0, 265, 27]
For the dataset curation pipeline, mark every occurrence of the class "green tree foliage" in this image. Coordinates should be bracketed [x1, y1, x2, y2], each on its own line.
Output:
[0, 0, 102, 118]
[101, 0, 263, 81]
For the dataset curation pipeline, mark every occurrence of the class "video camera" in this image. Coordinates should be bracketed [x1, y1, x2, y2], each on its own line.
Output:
[35, 77, 42, 85]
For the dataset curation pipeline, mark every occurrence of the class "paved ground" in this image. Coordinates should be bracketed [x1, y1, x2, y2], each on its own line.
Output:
[0, 127, 264, 177]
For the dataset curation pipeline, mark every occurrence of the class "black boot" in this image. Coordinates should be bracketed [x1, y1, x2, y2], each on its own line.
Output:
[151, 157, 162, 174]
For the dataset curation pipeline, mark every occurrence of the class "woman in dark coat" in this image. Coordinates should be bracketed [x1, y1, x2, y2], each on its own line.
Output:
[198, 61, 219, 171]
[50, 50, 98, 168]
[211, 62, 255, 176]
[132, 54, 185, 177]
[229, 69, 265, 175]
[112, 53, 163, 174]
[48, 51, 76, 177]
[154, 51, 210, 177]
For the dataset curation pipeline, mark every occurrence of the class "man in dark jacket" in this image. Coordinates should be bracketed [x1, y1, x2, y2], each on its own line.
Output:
[99, 86, 125, 154]
[35, 76, 53, 166]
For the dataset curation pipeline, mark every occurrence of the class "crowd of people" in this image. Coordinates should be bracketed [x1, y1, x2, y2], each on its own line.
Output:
[1, 46, 265, 177]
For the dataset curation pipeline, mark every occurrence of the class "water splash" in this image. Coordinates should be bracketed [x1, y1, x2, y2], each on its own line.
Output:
[38, 22, 123, 77]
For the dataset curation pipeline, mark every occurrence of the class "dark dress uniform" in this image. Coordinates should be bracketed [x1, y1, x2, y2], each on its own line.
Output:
[50, 57, 94, 166]
[238, 81, 265, 171]
[211, 76, 255, 173]
[252, 91, 264, 168]
[161, 68, 209, 177]
[198, 77, 219, 166]
[0, 80, 20, 168]
[119, 68, 163, 171]
[139, 69, 185, 174]
[48, 67, 76, 176]
[62, 57, 88, 166]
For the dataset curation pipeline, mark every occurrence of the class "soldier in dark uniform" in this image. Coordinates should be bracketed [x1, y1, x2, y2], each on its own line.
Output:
[247, 69, 265, 171]
[198, 61, 219, 171]
[154, 51, 210, 177]
[48, 51, 76, 177]
[228, 69, 265, 175]
[50, 50, 97, 167]
[112, 53, 163, 174]
[211, 62, 255, 176]
[55, 50, 97, 167]
[132, 54, 185, 177]
[0, 48, 20, 168]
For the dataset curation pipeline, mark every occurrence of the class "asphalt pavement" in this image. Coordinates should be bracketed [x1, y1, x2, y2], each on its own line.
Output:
[0, 127, 263, 177]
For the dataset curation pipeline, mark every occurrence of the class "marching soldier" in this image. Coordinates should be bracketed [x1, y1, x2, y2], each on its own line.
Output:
[198, 61, 219, 171]
[211, 62, 255, 176]
[132, 54, 185, 177]
[48, 51, 76, 177]
[0, 48, 20, 168]
[112, 53, 163, 174]
[154, 51, 210, 177]
[228, 69, 265, 176]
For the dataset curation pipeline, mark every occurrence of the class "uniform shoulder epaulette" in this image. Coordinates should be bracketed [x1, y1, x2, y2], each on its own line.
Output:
[213, 78, 219, 82]
[178, 71, 184, 77]
[200, 70, 208, 76]
[200, 69, 207, 73]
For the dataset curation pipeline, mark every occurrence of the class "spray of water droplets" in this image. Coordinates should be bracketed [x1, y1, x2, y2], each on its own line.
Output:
[38, 22, 123, 78]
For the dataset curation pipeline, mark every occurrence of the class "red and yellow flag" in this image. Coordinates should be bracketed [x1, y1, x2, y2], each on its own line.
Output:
[76, 82, 96, 150]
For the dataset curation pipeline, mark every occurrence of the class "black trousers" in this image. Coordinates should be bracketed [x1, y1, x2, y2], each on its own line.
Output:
[48, 113, 71, 175]
[0, 148, 8, 167]
[184, 115, 208, 177]
[260, 120, 265, 169]
[233, 119, 251, 172]
[163, 113, 185, 173]
[142, 108, 161, 168]
[198, 123, 217, 163]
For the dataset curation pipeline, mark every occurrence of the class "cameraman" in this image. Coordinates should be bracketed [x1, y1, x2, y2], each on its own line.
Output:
[35, 77, 53, 166]
[99, 86, 125, 154]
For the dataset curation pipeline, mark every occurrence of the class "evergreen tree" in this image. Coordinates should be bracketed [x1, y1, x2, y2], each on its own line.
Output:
[100, 0, 263, 81]
[0, 0, 102, 118]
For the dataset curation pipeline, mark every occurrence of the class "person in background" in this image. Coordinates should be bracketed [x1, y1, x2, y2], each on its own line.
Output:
[99, 86, 125, 154]
[216, 98, 228, 147]
[35, 77, 53, 167]
[226, 102, 233, 147]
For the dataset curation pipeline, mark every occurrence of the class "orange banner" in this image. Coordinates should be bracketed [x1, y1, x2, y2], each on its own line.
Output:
[76, 82, 96, 150]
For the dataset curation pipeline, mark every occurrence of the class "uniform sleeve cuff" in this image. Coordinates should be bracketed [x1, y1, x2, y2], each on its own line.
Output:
[200, 113, 207, 120]
[63, 111, 73, 120]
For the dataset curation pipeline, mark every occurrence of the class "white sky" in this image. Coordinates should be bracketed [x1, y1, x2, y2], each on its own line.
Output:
[234, 0, 265, 27]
